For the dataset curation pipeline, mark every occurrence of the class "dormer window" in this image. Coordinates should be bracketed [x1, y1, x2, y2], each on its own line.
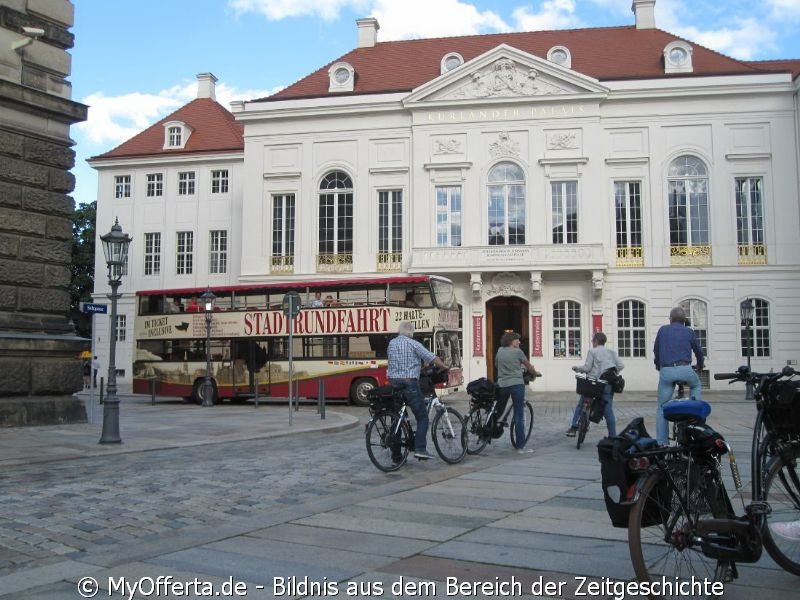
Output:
[163, 120, 193, 149]
[328, 61, 354, 93]
[441, 52, 464, 75]
[664, 41, 693, 74]
[547, 46, 571, 69]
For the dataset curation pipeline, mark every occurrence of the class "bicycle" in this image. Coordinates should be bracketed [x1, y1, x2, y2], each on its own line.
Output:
[620, 400, 766, 591]
[463, 381, 534, 454]
[714, 364, 800, 575]
[365, 368, 466, 472]
[574, 374, 608, 450]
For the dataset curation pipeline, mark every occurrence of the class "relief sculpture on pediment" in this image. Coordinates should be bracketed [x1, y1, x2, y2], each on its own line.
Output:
[485, 271, 526, 299]
[448, 59, 570, 100]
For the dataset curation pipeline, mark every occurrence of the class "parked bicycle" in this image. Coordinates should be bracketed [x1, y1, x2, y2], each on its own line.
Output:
[365, 367, 466, 472]
[463, 378, 534, 454]
[574, 373, 609, 450]
[714, 364, 800, 575]
[605, 401, 767, 591]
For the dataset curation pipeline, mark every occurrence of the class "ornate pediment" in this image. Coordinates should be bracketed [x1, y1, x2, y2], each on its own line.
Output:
[404, 44, 608, 106]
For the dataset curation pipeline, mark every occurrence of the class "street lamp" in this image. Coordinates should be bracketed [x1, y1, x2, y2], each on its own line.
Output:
[740, 298, 755, 401]
[99, 218, 132, 444]
[200, 287, 216, 407]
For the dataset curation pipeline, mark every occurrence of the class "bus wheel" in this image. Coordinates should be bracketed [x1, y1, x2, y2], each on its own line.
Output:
[350, 377, 377, 407]
[192, 379, 219, 405]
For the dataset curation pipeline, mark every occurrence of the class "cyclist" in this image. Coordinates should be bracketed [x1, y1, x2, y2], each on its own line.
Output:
[566, 331, 623, 438]
[387, 321, 447, 461]
[494, 331, 541, 454]
[653, 307, 704, 445]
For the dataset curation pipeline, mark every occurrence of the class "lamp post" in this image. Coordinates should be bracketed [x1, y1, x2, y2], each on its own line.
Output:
[200, 287, 216, 407]
[740, 298, 755, 401]
[99, 218, 131, 444]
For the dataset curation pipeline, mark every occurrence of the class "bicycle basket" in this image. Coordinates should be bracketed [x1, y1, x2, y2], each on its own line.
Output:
[765, 379, 800, 436]
[367, 386, 402, 412]
[467, 377, 497, 407]
[575, 375, 605, 399]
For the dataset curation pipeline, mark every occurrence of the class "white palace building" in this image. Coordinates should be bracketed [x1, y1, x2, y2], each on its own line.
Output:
[89, 1, 800, 393]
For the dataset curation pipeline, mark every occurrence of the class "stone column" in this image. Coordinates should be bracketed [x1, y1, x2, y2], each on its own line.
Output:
[0, 1, 89, 425]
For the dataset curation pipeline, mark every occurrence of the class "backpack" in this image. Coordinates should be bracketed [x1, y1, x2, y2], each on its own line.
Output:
[597, 417, 662, 528]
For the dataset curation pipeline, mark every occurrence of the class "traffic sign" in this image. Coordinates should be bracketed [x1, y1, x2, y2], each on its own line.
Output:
[81, 302, 108, 314]
[281, 291, 302, 318]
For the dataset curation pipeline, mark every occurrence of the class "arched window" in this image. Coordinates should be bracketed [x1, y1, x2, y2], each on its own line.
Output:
[617, 300, 646, 358]
[553, 300, 581, 357]
[678, 298, 708, 357]
[668, 155, 710, 264]
[741, 298, 771, 358]
[317, 171, 353, 271]
[487, 162, 525, 245]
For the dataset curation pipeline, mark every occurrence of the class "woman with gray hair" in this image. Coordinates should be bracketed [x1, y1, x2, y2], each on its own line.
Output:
[495, 331, 541, 453]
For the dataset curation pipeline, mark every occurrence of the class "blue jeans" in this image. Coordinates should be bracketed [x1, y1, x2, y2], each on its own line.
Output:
[570, 383, 616, 437]
[390, 378, 428, 452]
[497, 383, 528, 449]
[656, 365, 702, 444]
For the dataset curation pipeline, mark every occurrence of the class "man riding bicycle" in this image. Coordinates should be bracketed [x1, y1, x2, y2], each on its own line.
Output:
[387, 321, 447, 461]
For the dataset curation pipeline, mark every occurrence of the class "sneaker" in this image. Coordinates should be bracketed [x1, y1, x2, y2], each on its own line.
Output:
[517, 448, 534, 454]
[565, 427, 577, 437]
[414, 450, 434, 460]
[770, 520, 800, 541]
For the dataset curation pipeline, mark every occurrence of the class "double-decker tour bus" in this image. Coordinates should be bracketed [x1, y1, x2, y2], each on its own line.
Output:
[132, 275, 462, 405]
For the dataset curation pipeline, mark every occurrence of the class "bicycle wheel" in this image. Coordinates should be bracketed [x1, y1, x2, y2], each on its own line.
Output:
[761, 447, 800, 575]
[464, 406, 490, 455]
[576, 405, 589, 450]
[629, 466, 732, 596]
[365, 411, 411, 472]
[510, 400, 534, 449]
[431, 406, 467, 464]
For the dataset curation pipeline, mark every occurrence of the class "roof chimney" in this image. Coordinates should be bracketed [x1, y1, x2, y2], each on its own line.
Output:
[632, 0, 656, 29]
[356, 18, 379, 48]
[196, 72, 217, 100]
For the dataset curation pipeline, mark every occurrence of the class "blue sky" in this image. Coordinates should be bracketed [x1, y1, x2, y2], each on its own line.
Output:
[70, 0, 800, 208]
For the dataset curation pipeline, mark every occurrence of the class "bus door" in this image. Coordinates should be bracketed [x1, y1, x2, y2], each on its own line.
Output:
[231, 340, 268, 396]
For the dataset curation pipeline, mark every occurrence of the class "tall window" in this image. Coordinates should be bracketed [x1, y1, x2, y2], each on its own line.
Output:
[617, 300, 646, 358]
[143, 233, 161, 276]
[378, 189, 402, 271]
[668, 155, 709, 263]
[436, 186, 462, 247]
[318, 171, 353, 269]
[176, 231, 193, 275]
[146, 173, 163, 198]
[272, 194, 295, 272]
[211, 170, 229, 194]
[209, 230, 227, 274]
[551, 181, 578, 244]
[178, 172, 195, 196]
[553, 300, 581, 358]
[615, 181, 643, 266]
[114, 175, 131, 199]
[679, 298, 708, 357]
[742, 298, 771, 358]
[487, 162, 525, 245]
[735, 177, 766, 264]
[115, 314, 126, 342]
[168, 126, 182, 147]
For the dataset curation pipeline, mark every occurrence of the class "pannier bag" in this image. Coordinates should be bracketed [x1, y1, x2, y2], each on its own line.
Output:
[575, 374, 605, 399]
[368, 386, 403, 413]
[767, 379, 800, 436]
[597, 417, 662, 528]
[467, 377, 497, 407]
[589, 397, 607, 424]
[663, 399, 711, 424]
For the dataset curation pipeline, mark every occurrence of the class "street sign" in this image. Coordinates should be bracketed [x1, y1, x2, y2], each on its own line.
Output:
[81, 302, 108, 314]
[281, 291, 302, 318]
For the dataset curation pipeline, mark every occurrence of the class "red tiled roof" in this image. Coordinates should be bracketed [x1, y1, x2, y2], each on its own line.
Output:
[90, 98, 243, 161]
[746, 59, 800, 80]
[265, 26, 775, 102]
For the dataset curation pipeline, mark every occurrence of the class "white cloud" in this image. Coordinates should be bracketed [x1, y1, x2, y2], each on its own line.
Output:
[227, 0, 369, 20]
[677, 19, 778, 60]
[371, 0, 508, 39]
[512, 0, 583, 31]
[766, 0, 800, 19]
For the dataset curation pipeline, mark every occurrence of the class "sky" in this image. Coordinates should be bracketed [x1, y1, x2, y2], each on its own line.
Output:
[69, 0, 800, 208]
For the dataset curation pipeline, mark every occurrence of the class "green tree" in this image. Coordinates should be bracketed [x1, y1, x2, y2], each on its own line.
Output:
[70, 201, 96, 338]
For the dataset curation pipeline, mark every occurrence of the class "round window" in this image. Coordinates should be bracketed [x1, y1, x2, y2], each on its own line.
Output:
[550, 49, 568, 64]
[334, 68, 350, 84]
[444, 55, 462, 71]
[669, 47, 688, 65]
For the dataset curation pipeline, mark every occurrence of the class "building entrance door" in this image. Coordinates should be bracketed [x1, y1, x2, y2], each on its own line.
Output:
[486, 296, 530, 381]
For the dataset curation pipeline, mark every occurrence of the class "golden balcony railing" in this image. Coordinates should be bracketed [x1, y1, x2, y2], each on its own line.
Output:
[670, 245, 711, 266]
[615, 246, 644, 267]
[738, 244, 767, 265]
[270, 254, 294, 274]
[377, 252, 402, 272]
[316, 253, 353, 272]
